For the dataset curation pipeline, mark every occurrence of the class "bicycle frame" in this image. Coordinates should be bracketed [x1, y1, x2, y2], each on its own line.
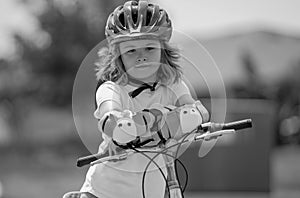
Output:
[77, 119, 252, 198]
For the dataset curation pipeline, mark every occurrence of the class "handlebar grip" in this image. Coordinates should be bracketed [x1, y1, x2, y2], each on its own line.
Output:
[222, 119, 252, 131]
[77, 154, 101, 167]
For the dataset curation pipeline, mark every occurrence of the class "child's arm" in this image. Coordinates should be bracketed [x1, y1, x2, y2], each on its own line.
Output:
[94, 82, 141, 146]
[132, 97, 209, 142]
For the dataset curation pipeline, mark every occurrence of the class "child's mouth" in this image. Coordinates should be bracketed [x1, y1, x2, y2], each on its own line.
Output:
[135, 63, 151, 68]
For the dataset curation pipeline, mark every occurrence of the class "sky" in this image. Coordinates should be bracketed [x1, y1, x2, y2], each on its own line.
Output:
[152, 0, 300, 38]
[1, 0, 300, 60]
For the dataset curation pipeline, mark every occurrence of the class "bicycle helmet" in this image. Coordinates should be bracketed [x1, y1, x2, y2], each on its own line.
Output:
[105, 0, 172, 44]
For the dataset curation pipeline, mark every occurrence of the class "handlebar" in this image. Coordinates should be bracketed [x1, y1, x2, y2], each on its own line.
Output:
[76, 119, 252, 167]
[77, 154, 100, 167]
[199, 119, 252, 132]
[222, 119, 252, 130]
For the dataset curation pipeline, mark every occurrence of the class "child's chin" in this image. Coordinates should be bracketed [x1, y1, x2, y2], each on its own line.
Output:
[130, 69, 157, 77]
[129, 74, 156, 81]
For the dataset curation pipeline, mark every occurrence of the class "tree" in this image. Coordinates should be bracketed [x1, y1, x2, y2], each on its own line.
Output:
[0, 0, 123, 143]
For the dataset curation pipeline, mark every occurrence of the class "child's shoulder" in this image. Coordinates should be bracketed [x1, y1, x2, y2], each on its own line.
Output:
[98, 80, 120, 88]
[96, 80, 123, 94]
[165, 79, 190, 96]
[168, 79, 188, 89]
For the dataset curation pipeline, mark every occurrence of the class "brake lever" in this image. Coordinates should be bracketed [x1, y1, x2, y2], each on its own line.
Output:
[91, 152, 130, 165]
[194, 129, 236, 141]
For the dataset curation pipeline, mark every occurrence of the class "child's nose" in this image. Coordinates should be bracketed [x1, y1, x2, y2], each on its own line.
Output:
[136, 57, 147, 63]
[136, 51, 147, 63]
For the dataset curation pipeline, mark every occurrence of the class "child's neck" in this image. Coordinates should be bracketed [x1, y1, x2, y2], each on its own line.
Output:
[128, 75, 157, 87]
[128, 75, 158, 87]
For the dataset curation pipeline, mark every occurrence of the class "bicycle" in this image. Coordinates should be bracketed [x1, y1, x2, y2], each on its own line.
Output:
[76, 119, 252, 198]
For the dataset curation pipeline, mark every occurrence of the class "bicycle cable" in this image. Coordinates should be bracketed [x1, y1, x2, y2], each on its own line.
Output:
[175, 158, 188, 193]
[128, 146, 170, 198]
[136, 149, 186, 198]
[139, 145, 189, 198]
[137, 130, 195, 198]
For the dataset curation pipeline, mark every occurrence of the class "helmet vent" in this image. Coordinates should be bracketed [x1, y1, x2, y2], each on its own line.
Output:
[119, 13, 125, 27]
[132, 10, 138, 25]
[146, 10, 152, 25]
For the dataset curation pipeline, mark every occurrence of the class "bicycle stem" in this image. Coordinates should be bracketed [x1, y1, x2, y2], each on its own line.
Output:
[162, 140, 184, 198]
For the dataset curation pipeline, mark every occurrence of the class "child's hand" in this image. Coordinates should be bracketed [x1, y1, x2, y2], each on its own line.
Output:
[159, 104, 203, 140]
[177, 103, 203, 134]
[112, 112, 137, 144]
[99, 110, 138, 145]
[194, 100, 210, 123]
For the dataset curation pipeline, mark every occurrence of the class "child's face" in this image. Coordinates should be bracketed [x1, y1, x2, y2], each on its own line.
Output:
[119, 39, 161, 82]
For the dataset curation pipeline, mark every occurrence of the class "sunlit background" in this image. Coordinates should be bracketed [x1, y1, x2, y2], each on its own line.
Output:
[1, 0, 300, 198]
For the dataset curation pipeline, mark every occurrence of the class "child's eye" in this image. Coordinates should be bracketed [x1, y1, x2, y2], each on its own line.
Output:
[126, 49, 136, 54]
[146, 47, 157, 51]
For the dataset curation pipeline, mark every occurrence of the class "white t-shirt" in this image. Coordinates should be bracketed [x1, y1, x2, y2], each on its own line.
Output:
[80, 79, 191, 198]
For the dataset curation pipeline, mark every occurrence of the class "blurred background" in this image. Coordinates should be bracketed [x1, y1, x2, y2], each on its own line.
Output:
[0, 0, 300, 198]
